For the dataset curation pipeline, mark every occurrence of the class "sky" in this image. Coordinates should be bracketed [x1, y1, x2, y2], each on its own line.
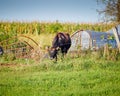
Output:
[0, 0, 102, 23]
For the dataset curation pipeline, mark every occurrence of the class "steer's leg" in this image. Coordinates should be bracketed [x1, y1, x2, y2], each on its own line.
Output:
[55, 55, 57, 62]
[60, 52, 64, 62]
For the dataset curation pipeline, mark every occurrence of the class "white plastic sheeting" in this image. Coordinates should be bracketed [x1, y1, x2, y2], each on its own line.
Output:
[70, 30, 117, 51]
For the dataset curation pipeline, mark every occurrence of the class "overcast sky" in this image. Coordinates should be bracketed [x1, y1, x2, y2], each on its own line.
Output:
[0, 0, 102, 23]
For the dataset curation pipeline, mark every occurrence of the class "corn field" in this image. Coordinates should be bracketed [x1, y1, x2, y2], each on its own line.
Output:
[0, 21, 116, 41]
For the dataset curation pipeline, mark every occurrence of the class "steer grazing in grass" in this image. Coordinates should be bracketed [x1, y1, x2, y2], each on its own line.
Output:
[48, 32, 71, 61]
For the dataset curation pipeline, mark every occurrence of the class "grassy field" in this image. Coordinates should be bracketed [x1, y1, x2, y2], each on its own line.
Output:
[0, 54, 120, 96]
[0, 21, 120, 96]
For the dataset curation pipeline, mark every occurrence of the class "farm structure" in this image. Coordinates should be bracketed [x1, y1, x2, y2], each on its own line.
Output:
[0, 35, 45, 60]
[69, 25, 120, 51]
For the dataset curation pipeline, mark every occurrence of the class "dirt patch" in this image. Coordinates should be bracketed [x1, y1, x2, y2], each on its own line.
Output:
[0, 63, 30, 68]
[0, 63, 19, 67]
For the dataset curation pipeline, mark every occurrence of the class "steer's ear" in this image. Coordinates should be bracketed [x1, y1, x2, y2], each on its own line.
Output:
[56, 47, 60, 51]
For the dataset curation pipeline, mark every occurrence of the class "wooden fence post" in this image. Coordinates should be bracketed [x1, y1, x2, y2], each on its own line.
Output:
[113, 26, 120, 52]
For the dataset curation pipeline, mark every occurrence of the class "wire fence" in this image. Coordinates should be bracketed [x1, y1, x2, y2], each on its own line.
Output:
[0, 35, 47, 61]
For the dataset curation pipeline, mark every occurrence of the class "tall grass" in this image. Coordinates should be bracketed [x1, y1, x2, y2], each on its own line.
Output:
[0, 52, 120, 96]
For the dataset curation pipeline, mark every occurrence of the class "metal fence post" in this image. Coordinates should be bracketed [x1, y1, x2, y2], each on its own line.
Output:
[113, 26, 120, 52]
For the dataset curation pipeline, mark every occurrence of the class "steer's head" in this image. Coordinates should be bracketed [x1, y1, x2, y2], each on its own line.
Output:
[47, 47, 59, 60]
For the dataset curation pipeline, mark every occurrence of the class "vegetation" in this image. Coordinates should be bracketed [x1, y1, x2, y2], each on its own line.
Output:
[0, 21, 120, 96]
[0, 21, 116, 37]
[0, 51, 120, 96]
[97, 0, 120, 23]
[0, 21, 116, 47]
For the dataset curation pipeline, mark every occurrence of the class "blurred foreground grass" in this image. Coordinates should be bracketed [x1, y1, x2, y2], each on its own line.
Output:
[0, 54, 120, 96]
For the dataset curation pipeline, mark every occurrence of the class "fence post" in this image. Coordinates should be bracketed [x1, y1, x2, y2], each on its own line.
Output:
[113, 26, 120, 52]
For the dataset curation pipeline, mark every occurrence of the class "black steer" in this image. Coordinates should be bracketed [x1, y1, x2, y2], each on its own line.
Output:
[48, 32, 71, 61]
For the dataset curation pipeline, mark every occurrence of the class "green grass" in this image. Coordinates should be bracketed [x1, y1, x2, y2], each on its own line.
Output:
[0, 21, 119, 96]
[0, 56, 120, 96]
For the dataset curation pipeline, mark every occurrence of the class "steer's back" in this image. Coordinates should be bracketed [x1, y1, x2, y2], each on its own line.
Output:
[52, 32, 71, 53]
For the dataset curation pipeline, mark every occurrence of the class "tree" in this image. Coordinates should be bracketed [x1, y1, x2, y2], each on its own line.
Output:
[97, 0, 120, 23]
